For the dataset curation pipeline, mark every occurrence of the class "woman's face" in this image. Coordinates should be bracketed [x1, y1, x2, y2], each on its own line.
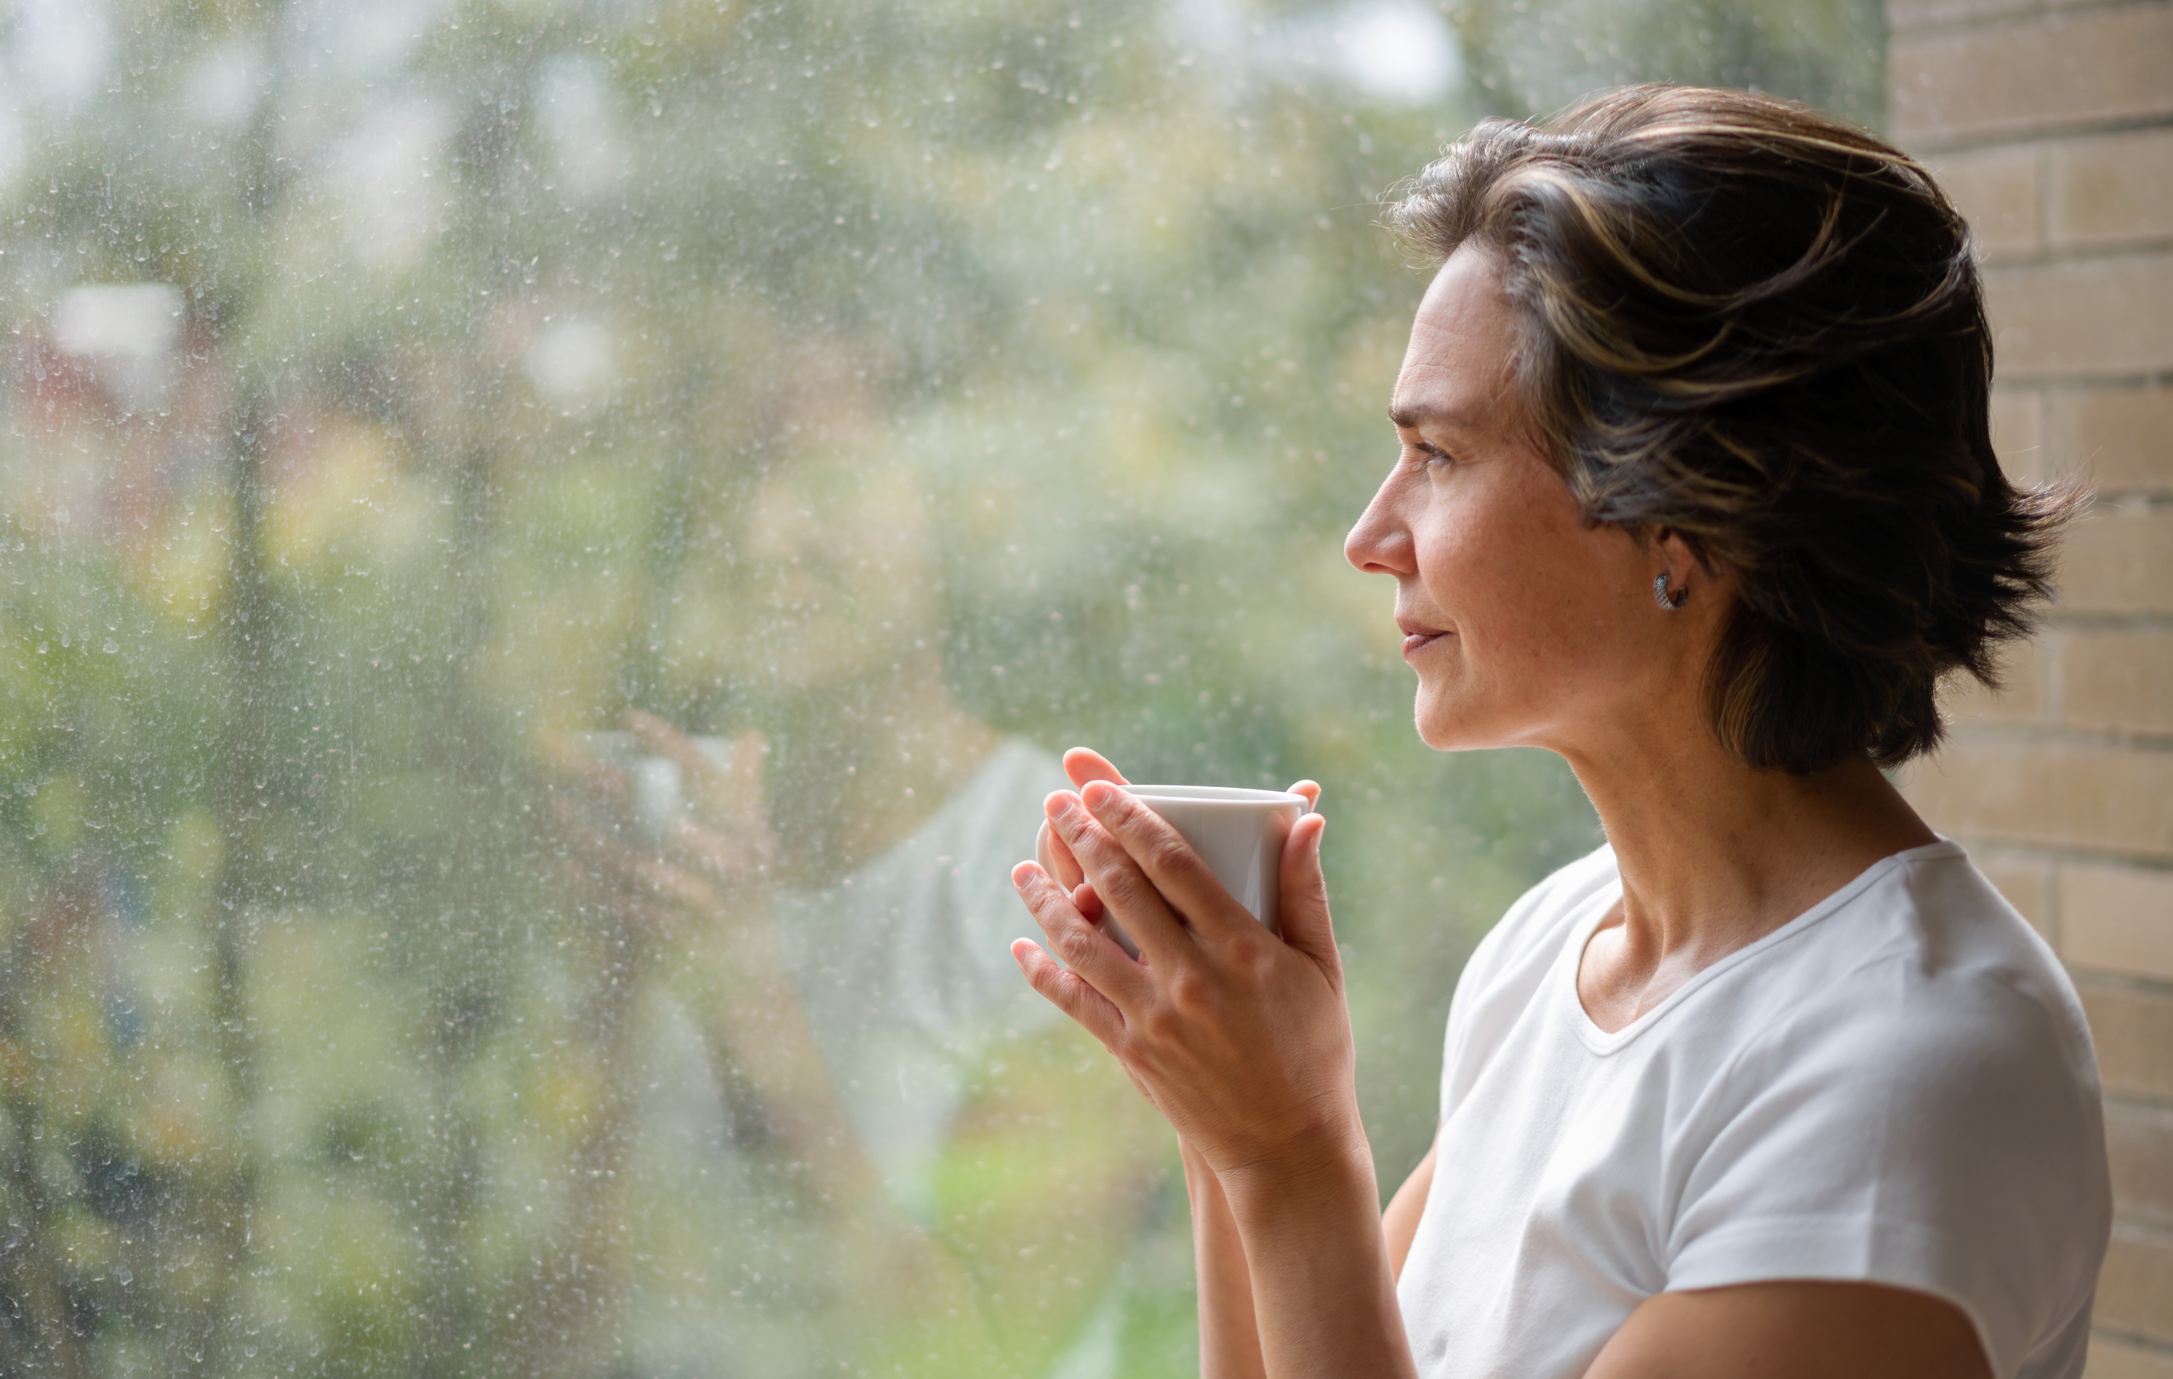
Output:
[1344, 245, 1707, 758]
[735, 447, 943, 693]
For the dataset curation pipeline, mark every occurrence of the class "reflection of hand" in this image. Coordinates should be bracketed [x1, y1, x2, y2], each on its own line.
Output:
[1011, 760, 1348, 1185]
[545, 712, 775, 944]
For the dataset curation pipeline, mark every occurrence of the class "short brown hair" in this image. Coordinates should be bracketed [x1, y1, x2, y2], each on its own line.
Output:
[1384, 85, 2072, 774]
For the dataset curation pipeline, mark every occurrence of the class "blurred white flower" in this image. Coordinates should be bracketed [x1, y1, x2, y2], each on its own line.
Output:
[1330, 0, 1463, 104]
[51, 282, 183, 414]
[329, 98, 452, 271]
[52, 284, 184, 357]
[187, 40, 268, 129]
[1169, 0, 1462, 106]
[523, 317, 620, 415]
[15, 0, 112, 116]
[536, 55, 630, 198]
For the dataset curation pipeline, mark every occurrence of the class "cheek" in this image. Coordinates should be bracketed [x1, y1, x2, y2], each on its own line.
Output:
[1415, 498, 1621, 669]
[1410, 498, 1542, 637]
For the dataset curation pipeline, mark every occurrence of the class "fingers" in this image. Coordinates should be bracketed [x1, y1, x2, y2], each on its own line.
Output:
[1062, 747, 1129, 789]
[1044, 790, 1196, 959]
[627, 710, 718, 785]
[1041, 744, 1118, 892]
[1274, 812, 1340, 978]
[1287, 779, 1322, 812]
[537, 727, 635, 812]
[1011, 860, 1152, 1011]
[1071, 781, 1258, 945]
[1071, 881, 1104, 924]
[1037, 819, 1086, 890]
[726, 729, 768, 805]
[553, 797, 722, 916]
[626, 715, 770, 840]
[1010, 937, 1127, 1049]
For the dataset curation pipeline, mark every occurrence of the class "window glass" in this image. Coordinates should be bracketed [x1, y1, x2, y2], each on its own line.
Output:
[0, 2, 1878, 1373]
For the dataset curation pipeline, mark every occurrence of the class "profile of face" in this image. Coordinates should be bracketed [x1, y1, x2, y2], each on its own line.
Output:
[1343, 245, 1716, 759]
[731, 446, 946, 694]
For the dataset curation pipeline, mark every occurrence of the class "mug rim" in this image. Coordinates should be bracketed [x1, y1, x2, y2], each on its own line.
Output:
[1125, 784, 1308, 808]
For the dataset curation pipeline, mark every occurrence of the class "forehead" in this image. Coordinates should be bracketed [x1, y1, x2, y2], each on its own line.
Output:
[1390, 243, 1523, 433]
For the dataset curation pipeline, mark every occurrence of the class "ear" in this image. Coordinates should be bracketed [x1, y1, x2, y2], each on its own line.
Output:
[1654, 528, 1734, 612]
[1658, 528, 1698, 586]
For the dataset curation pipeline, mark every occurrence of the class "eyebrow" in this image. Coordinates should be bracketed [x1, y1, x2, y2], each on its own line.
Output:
[1387, 401, 1476, 432]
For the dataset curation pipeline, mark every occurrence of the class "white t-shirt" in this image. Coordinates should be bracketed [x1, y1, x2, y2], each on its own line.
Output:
[1396, 840, 2110, 1379]
[623, 738, 1070, 1377]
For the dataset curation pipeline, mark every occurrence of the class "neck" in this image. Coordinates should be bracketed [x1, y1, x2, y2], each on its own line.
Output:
[759, 648, 1003, 885]
[1558, 715, 1937, 1022]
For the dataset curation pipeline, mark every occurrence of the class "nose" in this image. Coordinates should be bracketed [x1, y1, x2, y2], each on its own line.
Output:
[1344, 469, 1415, 577]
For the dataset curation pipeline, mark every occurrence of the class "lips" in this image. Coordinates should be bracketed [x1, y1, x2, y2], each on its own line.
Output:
[1397, 617, 1452, 658]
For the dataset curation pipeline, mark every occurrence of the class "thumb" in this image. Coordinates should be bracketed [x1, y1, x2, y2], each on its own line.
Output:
[1276, 812, 1338, 978]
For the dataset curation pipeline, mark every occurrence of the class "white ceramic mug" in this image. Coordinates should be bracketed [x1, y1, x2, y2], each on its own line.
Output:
[1097, 784, 1310, 957]
[572, 731, 733, 843]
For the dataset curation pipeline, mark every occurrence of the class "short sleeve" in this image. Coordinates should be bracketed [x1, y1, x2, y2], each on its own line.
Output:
[1664, 975, 2109, 1379]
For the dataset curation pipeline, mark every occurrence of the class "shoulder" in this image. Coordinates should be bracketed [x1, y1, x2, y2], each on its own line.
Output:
[1463, 842, 1620, 988]
[1742, 843, 2098, 1104]
[915, 737, 1070, 868]
[1708, 844, 2103, 1164]
[1669, 845, 2110, 1373]
[1435, 844, 1619, 1101]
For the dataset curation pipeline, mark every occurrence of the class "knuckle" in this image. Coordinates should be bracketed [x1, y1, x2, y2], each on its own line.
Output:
[1141, 834, 1191, 876]
[1054, 923, 1100, 970]
[1096, 866, 1153, 913]
[1165, 967, 1214, 1014]
[1138, 1004, 1181, 1044]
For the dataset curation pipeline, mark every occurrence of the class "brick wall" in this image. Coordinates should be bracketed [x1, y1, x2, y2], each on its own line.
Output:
[1887, 1, 2173, 1372]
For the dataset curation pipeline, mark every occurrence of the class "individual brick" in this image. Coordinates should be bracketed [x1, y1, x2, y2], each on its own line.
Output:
[2057, 504, 2173, 616]
[1898, 740, 2173, 859]
[1892, 5, 2173, 145]
[1944, 634, 2050, 727]
[1984, 254, 2173, 382]
[2078, 978, 2173, 1104]
[2063, 629, 2173, 737]
[1993, 385, 2049, 485]
[2064, 859, 2173, 983]
[2109, 1100, 2173, 1228]
[1931, 144, 2043, 260]
[1972, 849, 2056, 935]
[2051, 127, 2173, 252]
[2088, 1334, 2173, 1379]
[2047, 384, 2173, 493]
[2099, 1223, 2173, 1347]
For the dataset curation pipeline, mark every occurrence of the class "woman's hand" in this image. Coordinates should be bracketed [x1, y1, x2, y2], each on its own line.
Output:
[1033, 748, 1322, 936]
[1009, 765, 1356, 1184]
[545, 712, 775, 945]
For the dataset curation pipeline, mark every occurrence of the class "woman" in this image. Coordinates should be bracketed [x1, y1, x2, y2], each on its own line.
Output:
[552, 357, 1166, 1378]
[1011, 87, 2109, 1378]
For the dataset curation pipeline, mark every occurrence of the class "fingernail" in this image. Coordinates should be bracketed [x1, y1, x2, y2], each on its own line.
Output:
[1080, 781, 1115, 811]
[1046, 792, 1082, 832]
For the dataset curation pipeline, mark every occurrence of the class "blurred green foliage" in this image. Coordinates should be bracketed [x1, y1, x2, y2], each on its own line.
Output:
[0, 0, 1879, 1373]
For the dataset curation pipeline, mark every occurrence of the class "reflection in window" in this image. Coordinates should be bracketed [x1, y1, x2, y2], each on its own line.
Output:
[0, 1, 1876, 1373]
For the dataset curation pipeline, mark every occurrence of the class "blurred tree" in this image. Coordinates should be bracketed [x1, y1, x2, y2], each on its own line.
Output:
[0, 0, 1880, 1373]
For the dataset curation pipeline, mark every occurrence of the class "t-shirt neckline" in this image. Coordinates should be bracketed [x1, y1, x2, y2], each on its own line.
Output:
[1560, 838, 1965, 1055]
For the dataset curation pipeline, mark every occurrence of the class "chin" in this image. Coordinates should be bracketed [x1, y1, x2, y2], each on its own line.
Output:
[1412, 689, 1509, 753]
[1413, 702, 1467, 752]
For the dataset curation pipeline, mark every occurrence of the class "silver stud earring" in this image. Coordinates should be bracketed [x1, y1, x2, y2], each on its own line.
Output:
[1654, 572, 1688, 610]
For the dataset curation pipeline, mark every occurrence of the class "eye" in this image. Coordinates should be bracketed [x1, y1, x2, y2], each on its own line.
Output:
[1414, 440, 1457, 469]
